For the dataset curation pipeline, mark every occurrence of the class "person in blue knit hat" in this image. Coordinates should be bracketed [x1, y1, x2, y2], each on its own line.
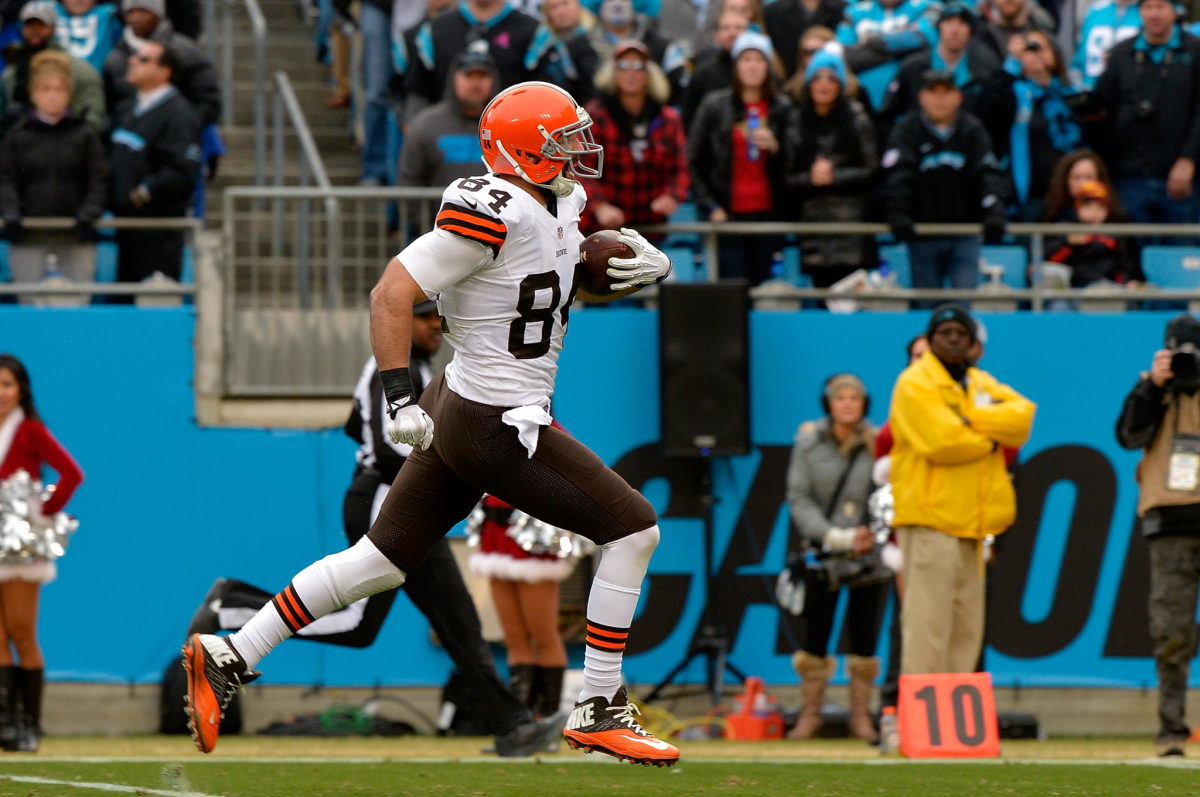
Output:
[784, 45, 879, 291]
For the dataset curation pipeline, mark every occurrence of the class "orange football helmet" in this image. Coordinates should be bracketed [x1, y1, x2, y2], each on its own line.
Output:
[478, 81, 603, 197]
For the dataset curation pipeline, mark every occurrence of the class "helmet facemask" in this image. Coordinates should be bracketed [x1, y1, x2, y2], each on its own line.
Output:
[496, 106, 604, 197]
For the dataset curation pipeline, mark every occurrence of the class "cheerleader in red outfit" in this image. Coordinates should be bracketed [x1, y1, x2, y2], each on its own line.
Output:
[0, 355, 82, 752]
[469, 494, 573, 719]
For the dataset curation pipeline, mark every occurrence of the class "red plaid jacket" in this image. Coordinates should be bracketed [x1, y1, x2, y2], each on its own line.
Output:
[581, 95, 690, 234]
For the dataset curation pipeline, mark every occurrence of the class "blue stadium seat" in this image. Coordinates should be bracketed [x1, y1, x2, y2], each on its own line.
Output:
[663, 246, 699, 281]
[1141, 246, 1200, 288]
[980, 245, 1028, 289]
[877, 244, 912, 288]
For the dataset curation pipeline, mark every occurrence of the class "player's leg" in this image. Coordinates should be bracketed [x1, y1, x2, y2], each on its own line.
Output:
[439, 409, 676, 765]
[182, 444, 478, 753]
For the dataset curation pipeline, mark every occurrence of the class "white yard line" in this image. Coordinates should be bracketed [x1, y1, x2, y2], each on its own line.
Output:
[7, 755, 1200, 767]
[0, 773, 223, 797]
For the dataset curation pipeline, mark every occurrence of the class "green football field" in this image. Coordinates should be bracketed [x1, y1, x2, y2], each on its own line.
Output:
[0, 737, 1198, 796]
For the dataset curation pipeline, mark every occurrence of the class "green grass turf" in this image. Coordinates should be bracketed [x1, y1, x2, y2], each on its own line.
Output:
[2, 737, 1200, 797]
[2, 759, 1200, 797]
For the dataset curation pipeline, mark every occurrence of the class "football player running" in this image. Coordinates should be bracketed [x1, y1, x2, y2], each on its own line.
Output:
[183, 81, 678, 766]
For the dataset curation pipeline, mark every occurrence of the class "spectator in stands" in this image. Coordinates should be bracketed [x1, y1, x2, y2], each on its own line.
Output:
[783, 30, 874, 112]
[404, 0, 539, 120]
[0, 50, 107, 294]
[878, 3, 1001, 127]
[108, 40, 201, 287]
[103, 0, 221, 127]
[689, 30, 796, 285]
[783, 48, 878, 288]
[1040, 148, 1123, 222]
[163, 0, 199, 39]
[561, 0, 686, 106]
[835, 0, 940, 110]
[1069, 0, 1140, 89]
[695, 0, 767, 52]
[527, 0, 595, 90]
[680, 8, 748, 129]
[1116, 313, 1200, 758]
[0, 353, 83, 753]
[764, 0, 846, 78]
[0, 2, 106, 136]
[1092, 0, 1200, 236]
[396, 49, 497, 188]
[390, 0, 457, 128]
[1044, 179, 1142, 287]
[891, 304, 1034, 678]
[582, 40, 689, 234]
[54, 0, 122, 72]
[975, 0, 1057, 65]
[785, 373, 883, 742]
[339, 0, 399, 184]
[974, 29, 1081, 221]
[882, 69, 1007, 299]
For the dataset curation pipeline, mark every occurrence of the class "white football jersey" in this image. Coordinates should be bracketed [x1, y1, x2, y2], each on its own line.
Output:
[398, 173, 587, 408]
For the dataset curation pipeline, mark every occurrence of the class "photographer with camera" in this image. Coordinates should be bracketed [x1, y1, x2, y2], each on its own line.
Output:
[784, 373, 886, 742]
[1091, 0, 1200, 235]
[1116, 313, 1200, 757]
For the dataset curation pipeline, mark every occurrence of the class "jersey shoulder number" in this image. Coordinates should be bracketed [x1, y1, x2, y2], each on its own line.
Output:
[435, 175, 519, 255]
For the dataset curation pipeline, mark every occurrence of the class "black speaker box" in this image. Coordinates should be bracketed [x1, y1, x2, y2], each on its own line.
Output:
[658, 282, 750, 457]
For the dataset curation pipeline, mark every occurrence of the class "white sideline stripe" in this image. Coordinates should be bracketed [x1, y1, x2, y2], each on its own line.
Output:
[11, 755, 1200, 768]
[0, 773, 223, 797]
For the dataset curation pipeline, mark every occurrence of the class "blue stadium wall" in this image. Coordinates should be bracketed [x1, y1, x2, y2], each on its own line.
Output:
[0, 306, 1175, 689]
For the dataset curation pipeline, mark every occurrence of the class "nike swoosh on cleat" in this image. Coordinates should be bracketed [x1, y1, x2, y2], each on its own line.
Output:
[621, 735, 671, 751]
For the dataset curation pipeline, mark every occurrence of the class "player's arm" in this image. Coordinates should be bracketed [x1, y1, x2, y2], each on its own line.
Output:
[370, 257, 424, 372]
[370, 257, 435, 449]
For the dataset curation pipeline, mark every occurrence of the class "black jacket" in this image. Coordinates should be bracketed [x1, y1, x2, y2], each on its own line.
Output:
[882, 109, 1007, 226]
[1092, 31, 1200, 179]
[784, 97, 878, 268]
[879, 43, 1001, 125]
[687, 88, 798, 215]
[681, 47, 732, 130]
[109, 89, 202, 217]
[405, 6, 538, 109]
[1116, 376, 1200, 536]
[763, 0, 846, 78]
[103, 23, 222, 127]
[0, 113, 107, 224]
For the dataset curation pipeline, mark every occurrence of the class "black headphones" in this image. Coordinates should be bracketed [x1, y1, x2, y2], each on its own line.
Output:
[820, 373, 871, 416]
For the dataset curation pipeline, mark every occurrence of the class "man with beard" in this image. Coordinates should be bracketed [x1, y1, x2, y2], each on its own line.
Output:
[397, 48, 499, 188]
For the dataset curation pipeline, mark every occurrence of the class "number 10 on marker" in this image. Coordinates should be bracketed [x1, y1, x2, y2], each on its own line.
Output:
[897, 672, 1001, 758]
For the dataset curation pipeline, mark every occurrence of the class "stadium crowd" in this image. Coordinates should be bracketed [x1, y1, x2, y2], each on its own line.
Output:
[311, 0, 1200, 291]
[0, 0, 217, 293]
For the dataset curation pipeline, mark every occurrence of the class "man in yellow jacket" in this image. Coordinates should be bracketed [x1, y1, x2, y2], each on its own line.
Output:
[889, 304, 1036, 675]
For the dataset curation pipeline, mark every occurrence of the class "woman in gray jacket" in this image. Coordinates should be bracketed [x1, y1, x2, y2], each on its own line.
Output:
[785, 373, 884, 742]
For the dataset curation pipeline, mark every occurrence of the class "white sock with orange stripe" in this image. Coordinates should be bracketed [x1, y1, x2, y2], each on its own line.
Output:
[230, 537, 405, 669]
[578, 525, 660, 703]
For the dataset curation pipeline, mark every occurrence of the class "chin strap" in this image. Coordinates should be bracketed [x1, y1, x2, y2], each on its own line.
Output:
[546, 174, 577, 197]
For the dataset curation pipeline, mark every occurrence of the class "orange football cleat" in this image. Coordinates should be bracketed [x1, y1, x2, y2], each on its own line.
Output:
[562, 687, 679, 766]
[181, 633, 259, 753]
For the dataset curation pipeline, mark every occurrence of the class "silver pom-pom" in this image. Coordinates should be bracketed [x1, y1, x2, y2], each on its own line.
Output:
[867, 484, 893, 544]
[0, 470, 78, 563]
[464, 504, 485, 548]
[507, 511, 595, 559]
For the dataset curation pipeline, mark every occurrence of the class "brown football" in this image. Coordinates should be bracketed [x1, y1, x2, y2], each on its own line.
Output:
[577, 229, 635, 297]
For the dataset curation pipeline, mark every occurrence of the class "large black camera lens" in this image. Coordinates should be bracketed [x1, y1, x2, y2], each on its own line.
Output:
[1172, 350, 1200, 385]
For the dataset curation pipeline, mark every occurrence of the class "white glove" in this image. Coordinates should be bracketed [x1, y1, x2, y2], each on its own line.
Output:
[607, 227, 672, 290]
[822, 527, 857, 553]
[385, 402, 435, 450]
